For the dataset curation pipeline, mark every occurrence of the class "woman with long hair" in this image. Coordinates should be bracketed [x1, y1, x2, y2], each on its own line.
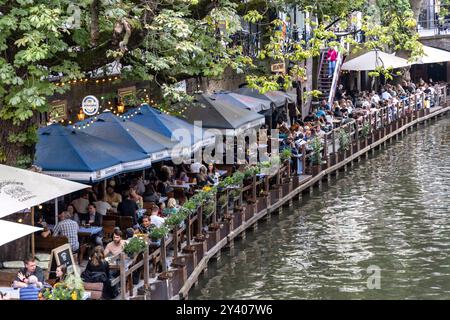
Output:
[54, 264, 67, 286]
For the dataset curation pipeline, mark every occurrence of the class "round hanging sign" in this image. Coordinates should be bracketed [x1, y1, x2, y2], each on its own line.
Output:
[82, 95, 99, 116]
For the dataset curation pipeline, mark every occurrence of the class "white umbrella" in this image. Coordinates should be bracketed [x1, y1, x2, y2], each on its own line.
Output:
[0, 164, 88, 219]
[341, 50, 411, 71]
[0, 220, 42, 247]
[412, 45, 450, 64]
[0, 164, 88, 257]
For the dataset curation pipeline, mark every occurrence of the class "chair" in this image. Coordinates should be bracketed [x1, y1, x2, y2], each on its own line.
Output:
[83, 282, 104, 300]
[119, 216, 134, 231]
[102, 220, 117, 245]
[143, 202, 156, 211]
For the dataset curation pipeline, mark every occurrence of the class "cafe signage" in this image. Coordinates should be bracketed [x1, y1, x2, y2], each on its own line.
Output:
[271, 63, 285, 74]
[82, 95, 99, 116]
[49, 100, 67, 122]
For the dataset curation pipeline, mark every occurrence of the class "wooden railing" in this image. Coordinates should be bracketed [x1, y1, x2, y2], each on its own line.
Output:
[109, 84, 447, 300]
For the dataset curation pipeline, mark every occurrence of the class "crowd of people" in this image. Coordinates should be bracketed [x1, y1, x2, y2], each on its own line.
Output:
[276, 78, 443, 173]
[20, 161, 227, 299]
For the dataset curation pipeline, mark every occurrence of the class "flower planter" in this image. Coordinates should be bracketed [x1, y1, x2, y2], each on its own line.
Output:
[257, 197, 268, 212]
[149, 277, 173, 300]
[233, 210, 243, 228]
[157, 271, 174, 281]
[281, 182, 291, 198]
[359, 139, 367, 149]
[245, 203, 255, 220]
[328, 153, 336, 166]
[184, 242, 207, 263]
[269, 189, 279, 204]
[346, 149, 352, 158]
[311, 165, 321, 176]
[220, 221, 231, 240]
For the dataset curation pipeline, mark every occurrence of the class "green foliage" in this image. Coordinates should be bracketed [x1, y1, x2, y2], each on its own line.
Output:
[361, 122, 370, 138]
[123, 236, 147, 256]
[338, 128, 351, 152]
[150, 226, 170, 240]
[231, 171, 245, 185]
[280, 148, 292, 162]
[310, 136, 323, 165]
[244, 165, 260, 179]
[165, 211, 186, 228]
[40, 273, 85, 300]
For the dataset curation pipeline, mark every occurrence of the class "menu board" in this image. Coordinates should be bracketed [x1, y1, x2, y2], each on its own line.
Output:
[49, 100, 67, 122]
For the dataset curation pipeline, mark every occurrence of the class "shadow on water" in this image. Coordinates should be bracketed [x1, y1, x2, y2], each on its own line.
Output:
[190, 117, 450, 300]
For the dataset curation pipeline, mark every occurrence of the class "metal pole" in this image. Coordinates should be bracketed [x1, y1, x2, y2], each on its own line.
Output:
[54, 197, 59, 224]
[31, 206, 35, 258]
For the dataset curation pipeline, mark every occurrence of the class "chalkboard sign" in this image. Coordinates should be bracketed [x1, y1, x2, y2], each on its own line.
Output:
[49, 100, 67, 122]
[48, 244, 77, 279]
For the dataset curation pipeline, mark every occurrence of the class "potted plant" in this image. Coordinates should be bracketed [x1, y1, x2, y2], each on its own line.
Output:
[149, 225, 170, 241]
[360, 122, 370, 148]
[243, 165, 259, 181]
[40, 273, 85, 300]
[124, 236, 147, 258]
[338, 128, 350, 161]
[280, 148, 292, 164]
[310, 136, 322, 175]
[202, 202, 215, 219]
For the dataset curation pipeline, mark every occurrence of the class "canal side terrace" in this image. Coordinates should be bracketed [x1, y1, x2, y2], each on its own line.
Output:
[105, 84, 449, 300]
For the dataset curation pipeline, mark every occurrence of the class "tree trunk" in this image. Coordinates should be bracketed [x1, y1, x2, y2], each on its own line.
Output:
[0, 117, 36, 167]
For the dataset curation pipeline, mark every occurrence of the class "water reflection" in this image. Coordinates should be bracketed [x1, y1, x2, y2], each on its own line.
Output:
[191, 117, 450, 300]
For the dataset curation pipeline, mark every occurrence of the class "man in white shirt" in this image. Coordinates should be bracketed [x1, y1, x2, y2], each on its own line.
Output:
[190, 161, 202, 174]
[94, 194, 112, 216]
[371, 91, 380, 105]
[381, 88, 392, 101]
[71, 192, 89, 219]
[150, 206, 165, 228]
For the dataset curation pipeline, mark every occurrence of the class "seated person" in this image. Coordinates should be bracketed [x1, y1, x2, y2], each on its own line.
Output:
[13, 256, 45, 289]
[163, 198, 178, 216]
[142, 184, 160, 203]
[104, 229, 126, 257]
[81, 246, 116, 299]
[48, 264, 67, 287]
[138, 215, 153, 234]
[196, 165, 214, 188]
[19, 275, 41, 300]
[150, 206, 165, 228]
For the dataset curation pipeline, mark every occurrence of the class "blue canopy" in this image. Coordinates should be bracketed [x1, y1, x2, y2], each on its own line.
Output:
[35, 124, 152, 183]
[123, 104, 215, 151]
[77, 111, 177, 162]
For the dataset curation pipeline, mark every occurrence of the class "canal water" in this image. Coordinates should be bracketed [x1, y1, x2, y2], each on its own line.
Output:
[190, 117, 450, 299]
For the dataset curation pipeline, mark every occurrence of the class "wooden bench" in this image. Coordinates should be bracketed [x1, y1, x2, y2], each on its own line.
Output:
[0, 271, 17, 287]
[35, 236, 68, 253]
[83, 282, 103, 300]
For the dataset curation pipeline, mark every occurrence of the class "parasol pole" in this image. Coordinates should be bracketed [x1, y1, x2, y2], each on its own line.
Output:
[54, 197, 58, 224]
[31, 206, 35, 258]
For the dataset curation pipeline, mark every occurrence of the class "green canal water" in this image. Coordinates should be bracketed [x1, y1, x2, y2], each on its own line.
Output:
[190, 117, 450, 300]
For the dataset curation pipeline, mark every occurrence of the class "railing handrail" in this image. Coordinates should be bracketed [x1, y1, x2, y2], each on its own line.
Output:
[109, 82, 447, 300]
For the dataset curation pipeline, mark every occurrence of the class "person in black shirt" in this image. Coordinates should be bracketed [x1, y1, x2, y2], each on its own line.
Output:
[303, 112, 316, 123]
[117, 190, 139, 226]
[13, 256, 45, 288]
[82, 246, 117, 298]
[138, 215, 153, 234]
